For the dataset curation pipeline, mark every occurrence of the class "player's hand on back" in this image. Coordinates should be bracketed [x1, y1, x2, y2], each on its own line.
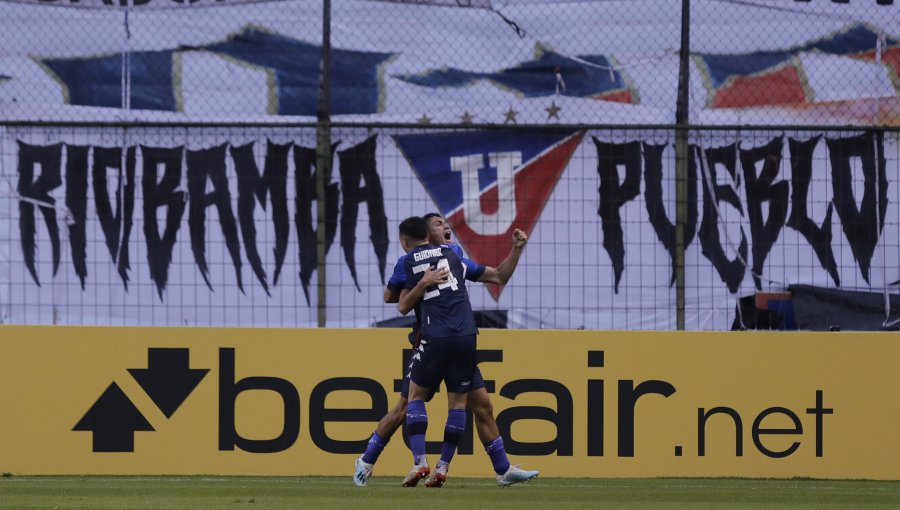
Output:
[420, 265, 450, 287]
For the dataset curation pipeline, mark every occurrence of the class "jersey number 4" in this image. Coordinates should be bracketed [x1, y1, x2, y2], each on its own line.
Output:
[419, 258, 459, 300]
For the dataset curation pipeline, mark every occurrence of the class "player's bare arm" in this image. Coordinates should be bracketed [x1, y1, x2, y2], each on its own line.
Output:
[478, 229, 528, 285]
[398, 265, 449, 315]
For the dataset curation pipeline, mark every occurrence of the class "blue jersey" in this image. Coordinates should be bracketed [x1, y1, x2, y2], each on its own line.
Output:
[387, 243, 483, 293]
[388, 244, 484, 343]
[404, 244, 480, 339]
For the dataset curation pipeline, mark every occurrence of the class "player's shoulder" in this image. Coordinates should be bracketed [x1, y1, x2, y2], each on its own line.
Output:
[401, 249, 419, 267]
[393, 253, 409, 274]
[441, 244, 464, 263]
[448, 243, 464, 257]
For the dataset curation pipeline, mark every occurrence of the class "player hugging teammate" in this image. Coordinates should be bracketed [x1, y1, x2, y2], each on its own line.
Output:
[354, 214, 538, 488]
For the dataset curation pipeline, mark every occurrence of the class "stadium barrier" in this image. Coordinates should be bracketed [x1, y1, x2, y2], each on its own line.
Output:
[1, 326, 898, 479]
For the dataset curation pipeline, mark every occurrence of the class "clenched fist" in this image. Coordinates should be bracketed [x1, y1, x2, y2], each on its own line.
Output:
[512, 229, 528, 249]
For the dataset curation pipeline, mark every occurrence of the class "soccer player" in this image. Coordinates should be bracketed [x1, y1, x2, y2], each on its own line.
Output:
[353, 214, 538, 488]
[396, 215, 478, 489]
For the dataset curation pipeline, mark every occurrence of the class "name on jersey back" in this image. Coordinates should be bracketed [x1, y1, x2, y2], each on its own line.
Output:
[413, 247, 444, 262]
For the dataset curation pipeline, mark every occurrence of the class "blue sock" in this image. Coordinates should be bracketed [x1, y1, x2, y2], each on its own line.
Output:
[406, 400, 428, 465]
[440, 408, 467, 464]
[484, 437, 511, 475]
[361, 431, 389, 465]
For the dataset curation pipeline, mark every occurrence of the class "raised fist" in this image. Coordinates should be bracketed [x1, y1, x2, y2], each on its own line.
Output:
[512, 229, 528, 248]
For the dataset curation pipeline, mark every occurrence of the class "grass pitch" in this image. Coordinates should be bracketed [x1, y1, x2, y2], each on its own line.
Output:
[2, 476, 899, 509]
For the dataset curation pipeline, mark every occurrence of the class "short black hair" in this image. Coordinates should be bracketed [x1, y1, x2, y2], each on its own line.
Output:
[399, 216, 428, 241]
[423, 212, 443, 224]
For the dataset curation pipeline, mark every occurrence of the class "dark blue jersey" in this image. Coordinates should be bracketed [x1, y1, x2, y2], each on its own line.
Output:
[387, 244, 484, 292]
[404, 244, 480, 339]
[388, 244, 485, 343]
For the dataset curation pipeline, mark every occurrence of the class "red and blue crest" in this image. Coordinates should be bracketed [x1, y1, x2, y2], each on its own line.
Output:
[393, 129, 584, 300]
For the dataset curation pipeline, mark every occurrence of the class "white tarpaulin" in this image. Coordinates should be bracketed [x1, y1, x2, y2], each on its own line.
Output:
[1, 126, 898, 329]
[0, 0, 898, 124]
[1, 0, 899, 330]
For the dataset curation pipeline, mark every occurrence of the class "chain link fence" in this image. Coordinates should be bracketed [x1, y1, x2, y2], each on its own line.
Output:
[2, 0, 898, 125]
[1, 0, 899, 330]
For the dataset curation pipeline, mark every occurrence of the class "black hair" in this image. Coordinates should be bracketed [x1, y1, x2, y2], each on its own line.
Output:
[398, 216, 428, 241]
[423, 212, 443, 223]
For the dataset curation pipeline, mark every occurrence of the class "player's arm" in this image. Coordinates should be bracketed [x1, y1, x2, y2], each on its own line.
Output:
[478, 228, 528, 285]
[384, 257, 407, 304]
[398, 265, 449, 315]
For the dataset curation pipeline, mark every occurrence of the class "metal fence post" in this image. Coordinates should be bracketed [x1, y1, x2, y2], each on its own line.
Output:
[675, 0, 690, 330]
[315, 0, 332, 328]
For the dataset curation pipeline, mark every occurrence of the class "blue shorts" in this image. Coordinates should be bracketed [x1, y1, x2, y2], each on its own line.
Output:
[407, 334, 477, 394]
[400, 365, 486, 400]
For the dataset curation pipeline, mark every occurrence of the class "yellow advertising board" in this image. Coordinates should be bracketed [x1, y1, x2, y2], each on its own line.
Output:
[1, 326, 898, 479]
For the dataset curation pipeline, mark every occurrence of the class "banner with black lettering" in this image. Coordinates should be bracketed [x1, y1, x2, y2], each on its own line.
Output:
[1, 126, 898, 329]
[2, 327, 900, 479]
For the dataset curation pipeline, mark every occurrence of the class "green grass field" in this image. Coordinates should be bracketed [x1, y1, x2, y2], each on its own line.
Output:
[2, 476, 899, 509]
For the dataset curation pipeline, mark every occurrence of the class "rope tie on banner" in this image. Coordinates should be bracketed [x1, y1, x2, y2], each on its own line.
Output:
[555, 67, 566, 95]
[488, 3, 671, 83]
[696, 130, 790, 290]
[694, 130, 797, 330]
[872, 32, 899, 330]
[873, 130, 900, 329]
[732, 128, 746, 330]
[3, 176, 75, 227]
[491, 7, 525, 38]
[546, 45, 674, 84]
[873, 130, 887, 324]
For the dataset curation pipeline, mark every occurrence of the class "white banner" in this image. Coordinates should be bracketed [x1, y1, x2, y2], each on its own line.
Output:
[0, 0, 898, 124]
[0, 0, 289, 9]
[1, 126, 898, 329]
